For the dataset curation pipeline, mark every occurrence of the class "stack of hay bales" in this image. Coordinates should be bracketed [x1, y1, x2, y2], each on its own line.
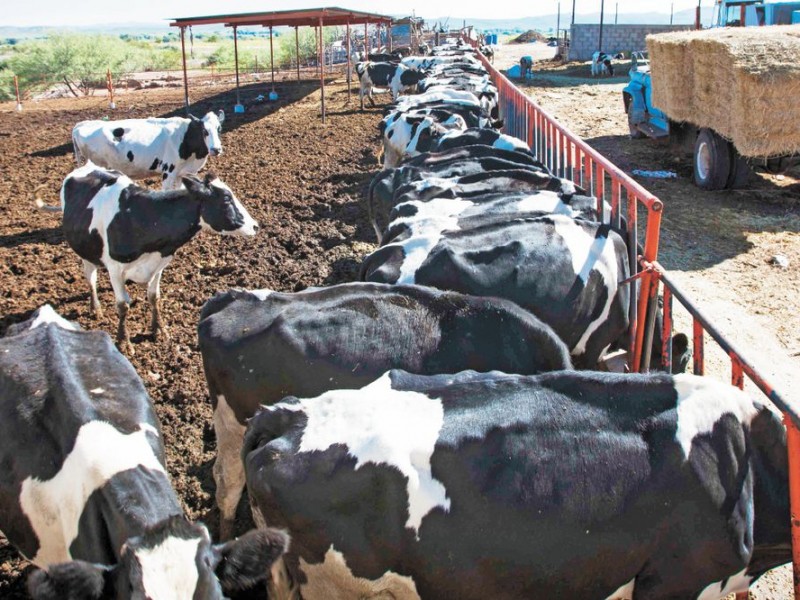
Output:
[647, 25, 800, 157]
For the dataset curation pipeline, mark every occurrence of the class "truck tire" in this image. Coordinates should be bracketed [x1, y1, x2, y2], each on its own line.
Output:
[624, 93, 645, 139]
[694, 128, 731, 190]
[727, 145, 751, 189]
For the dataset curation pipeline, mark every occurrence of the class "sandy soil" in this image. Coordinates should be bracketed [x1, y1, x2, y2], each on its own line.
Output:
[494, 41, 800, 600]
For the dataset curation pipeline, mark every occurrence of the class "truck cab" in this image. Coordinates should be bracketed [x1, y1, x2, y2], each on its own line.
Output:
[712, 0, 800, 27]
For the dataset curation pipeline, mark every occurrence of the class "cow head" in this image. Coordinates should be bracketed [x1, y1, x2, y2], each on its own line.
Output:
[201, 110, 225, 157]
[27, 518, 289, 600]
[183, 173, 259, 237]
[4, 304, 81, 337]
[180, 111, 224, 161]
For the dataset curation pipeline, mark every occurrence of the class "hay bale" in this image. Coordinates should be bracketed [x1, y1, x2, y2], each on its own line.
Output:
[647, 25, 800, 157]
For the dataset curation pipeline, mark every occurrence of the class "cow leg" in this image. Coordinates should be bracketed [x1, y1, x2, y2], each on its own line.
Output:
[107, 267, 133, 353]
[213, 394, 247, 541]
[82, 260, 103, 318]
[368, 88, 376, 107]
[147, 264, 170, 340]
[360, 86, 365, 111]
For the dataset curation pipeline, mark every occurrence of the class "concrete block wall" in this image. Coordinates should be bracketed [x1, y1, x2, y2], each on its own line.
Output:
[568, 24, 692, 60]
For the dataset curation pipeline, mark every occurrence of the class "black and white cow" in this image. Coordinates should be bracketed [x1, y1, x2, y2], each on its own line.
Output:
[243, 368, 790, 600]
[361, 215, 629, 369]
[37, 162, 258, 351]
[433, 127, 533, 155]
[0, 305, 289, 600]
[381, 114, 467, 169]
[72, 111, 225, 190]
[198, 282, 572, 540]
[355, 62, 426, 109]
[591, 51, 625, 77]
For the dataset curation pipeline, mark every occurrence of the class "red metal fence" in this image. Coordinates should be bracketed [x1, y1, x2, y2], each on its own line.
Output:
[465, 38, 799, 596]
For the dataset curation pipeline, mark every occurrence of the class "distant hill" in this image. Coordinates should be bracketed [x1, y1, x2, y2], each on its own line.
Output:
[1, 8, 716, 41]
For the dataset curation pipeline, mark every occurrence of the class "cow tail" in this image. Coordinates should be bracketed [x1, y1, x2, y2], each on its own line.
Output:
[72, 130, 83, 165]
[33, 183, 62, 212]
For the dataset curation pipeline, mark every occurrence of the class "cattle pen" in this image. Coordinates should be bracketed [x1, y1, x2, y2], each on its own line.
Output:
[462, 36, 800, 597]
[169, 7, 394, 122]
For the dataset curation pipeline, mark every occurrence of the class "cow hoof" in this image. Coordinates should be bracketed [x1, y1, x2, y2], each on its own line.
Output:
[118, 340, 135, 356]
[152, 327, 170, 342]
[219, 518, 235, 542]
[91, 306, 103, 319]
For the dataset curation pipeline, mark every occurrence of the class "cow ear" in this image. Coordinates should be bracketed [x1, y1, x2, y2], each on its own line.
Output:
[214, 528, 290, 592]
[27, 561, 115, 600]
[217, 110, 225, 125]
[188, 113, 199, 121]
[203, 172, 218, 186]
[182, 176, 204, 193]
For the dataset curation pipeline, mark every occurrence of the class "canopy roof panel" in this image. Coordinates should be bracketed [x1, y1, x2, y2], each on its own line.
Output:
[169, 6, 393, 28]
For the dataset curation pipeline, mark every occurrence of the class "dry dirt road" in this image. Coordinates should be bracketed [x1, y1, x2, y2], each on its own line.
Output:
[496, 40, 800, 600]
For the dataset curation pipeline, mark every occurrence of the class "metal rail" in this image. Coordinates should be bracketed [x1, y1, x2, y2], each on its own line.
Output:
[463, 37, 798, 596]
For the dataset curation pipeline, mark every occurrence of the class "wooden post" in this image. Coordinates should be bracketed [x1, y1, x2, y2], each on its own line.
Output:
[598, 0, 605, 52]
[346, 22, 351, 101]
[14, 75, 22, 111]
[269, 25, 275, 91]
[319, 17, 325, 123]
[295, 27, 300, 80]
[696, 0, 702, 29]
[180, 26, 190, 111]
[233, 25, 242, 111]
[106, 69, 115, 109]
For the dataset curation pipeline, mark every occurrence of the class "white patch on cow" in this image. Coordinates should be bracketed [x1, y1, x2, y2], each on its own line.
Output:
[19, 421, 165, 565]
[28, 305, 79, 331]
[90, 387, 104, 394]
[391, 197, 472, 285]
[514, 191, 577, 217]
[552, 215, 620, 356]
[674, 374, 760, 460]
[558, 178, 577, 195]
[202, 111, 224, 156]
[247, 288, 275, 300]
[278, 372, 450, 535]
[208, 178, 258, 236]
[135, 534, 203, 600]
[697, 568, 752, 599]
[493, 135, 529, 153]
[605, 578, 635, 600]
[298, 546, 421, 600]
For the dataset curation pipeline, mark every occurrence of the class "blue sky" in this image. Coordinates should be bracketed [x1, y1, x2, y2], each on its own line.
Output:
[8, 0, 706, 27]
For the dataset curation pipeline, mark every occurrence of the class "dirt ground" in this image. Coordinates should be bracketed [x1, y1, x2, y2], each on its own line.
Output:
[0, 43, 798, 599]
[0, 79, 381, 598]
[495, 41, 800, 599]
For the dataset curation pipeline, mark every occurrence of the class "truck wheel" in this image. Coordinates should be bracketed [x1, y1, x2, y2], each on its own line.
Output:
[623, 93, 645, 139]
[627, 107, 645, 139]
[694, 128, 731, 190]
[727, 145, 750, 189]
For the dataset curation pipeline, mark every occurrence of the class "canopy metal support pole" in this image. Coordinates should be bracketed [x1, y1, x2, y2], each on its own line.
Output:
[365, 22, 368, 55]
[387, 20, 392, 51]
[180, 26, 189, 111]
[233, 25, 242, 110]
[319, 17, 326, 123]
[269, 25, 275, 91]
[346, 22, 351, 101]
[295, 27, 300, 80]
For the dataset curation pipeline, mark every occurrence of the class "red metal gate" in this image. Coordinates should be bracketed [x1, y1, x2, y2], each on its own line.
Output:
[463, 36, 799, 596]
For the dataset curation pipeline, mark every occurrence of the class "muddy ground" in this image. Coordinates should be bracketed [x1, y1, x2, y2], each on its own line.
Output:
[0, 79, 382, 597]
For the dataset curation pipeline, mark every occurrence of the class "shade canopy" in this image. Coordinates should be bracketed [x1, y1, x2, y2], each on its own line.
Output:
[169, 7, 392, 28]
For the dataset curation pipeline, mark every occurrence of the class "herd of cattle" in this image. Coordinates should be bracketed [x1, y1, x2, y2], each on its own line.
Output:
[0, 38, 791, 600]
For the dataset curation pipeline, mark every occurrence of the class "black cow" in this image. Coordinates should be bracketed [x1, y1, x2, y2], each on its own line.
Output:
[198, 282, 572, 540]
[0, 305, 288, 600]
[360, 215, 630, 369]
[243, 368, 790, 600]
[36, 163, 258, 352]
[355, 62, 426, 108]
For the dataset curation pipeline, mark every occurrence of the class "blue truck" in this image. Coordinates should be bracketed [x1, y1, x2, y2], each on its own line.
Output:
[623, 0, 800, 190]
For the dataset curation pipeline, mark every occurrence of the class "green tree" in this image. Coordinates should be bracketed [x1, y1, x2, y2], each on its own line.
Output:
[9, 33, 135, 96]
[277, 27, 337, 69]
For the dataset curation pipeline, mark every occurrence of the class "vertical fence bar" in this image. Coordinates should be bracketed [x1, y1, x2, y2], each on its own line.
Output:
[346, 23, 352, 101]
[106, 69, 115, 109]
[627, 191, 639, 363]
[661, 286, 673, 372]
[14, 75, 22, 111]
[788, 419, 800, 599]
[693, 319, 705, 375]
[595, 162, 605, 215]
[731, 356, 744, 389]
